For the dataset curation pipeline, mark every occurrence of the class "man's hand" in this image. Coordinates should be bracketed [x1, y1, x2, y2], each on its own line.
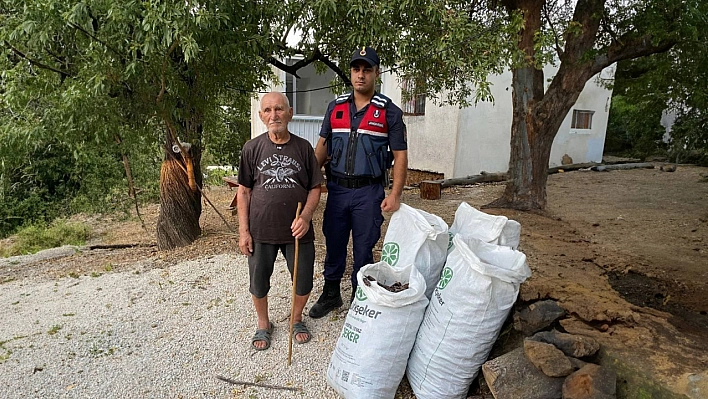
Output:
[239, 231, 253, 256]
[291, 216, 311, 239]
[381, 193, 401, 212]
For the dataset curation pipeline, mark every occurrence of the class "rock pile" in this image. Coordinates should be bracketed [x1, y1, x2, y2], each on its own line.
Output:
[480, 300, 617, 399]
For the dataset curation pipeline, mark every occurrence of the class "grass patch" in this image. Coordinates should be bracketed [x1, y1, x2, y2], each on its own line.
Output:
[47, 325, 62, 336]
[0, 220, 90, 257]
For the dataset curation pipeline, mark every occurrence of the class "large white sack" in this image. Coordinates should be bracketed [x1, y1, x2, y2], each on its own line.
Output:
[449, 202, 508, 242]
[382, 203, 449, 299]
[497, 219, 521, 250]
[406, 235, 531, 399]
[327, 261, 429, 399]
[449, 202, 522, 251]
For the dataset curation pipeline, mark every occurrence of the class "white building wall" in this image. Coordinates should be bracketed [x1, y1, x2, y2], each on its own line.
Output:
[382, 74, 460, 178]
[401, 64, 615, 177]
[549, 66, 614, 167]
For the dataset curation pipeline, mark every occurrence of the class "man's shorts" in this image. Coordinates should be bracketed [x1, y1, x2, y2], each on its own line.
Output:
[248, 241, 315, 298]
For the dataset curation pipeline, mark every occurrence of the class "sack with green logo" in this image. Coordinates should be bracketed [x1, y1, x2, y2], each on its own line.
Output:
[406, 235, 531, 399]
[382, 203, 449, 299]
[448, 202, 521, 251]
[327, 261, 429, 399]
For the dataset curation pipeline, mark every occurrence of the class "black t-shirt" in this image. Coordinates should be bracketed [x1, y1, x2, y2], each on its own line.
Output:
[238, 132, 323, 244]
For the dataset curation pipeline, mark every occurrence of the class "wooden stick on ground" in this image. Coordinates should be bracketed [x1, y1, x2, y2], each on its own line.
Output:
[288, 202, 303, 366]
[215, 375, 301, 392]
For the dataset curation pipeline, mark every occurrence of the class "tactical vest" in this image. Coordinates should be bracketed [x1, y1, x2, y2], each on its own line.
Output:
[328, 93, 392, 178]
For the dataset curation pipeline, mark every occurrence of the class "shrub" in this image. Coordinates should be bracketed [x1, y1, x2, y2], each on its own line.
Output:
[0, 220, 91, 257]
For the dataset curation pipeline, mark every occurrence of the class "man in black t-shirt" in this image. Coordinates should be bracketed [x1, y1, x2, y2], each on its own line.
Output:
[237, 92, 323, 351]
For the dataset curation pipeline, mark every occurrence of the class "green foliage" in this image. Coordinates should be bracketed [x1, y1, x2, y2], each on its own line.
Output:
[0, 0, 277, 238]
[605, 93, 667, 158]
[605, 0, 708, 162]
[0, 219, 90, 257]
[202, 168, 235, 187]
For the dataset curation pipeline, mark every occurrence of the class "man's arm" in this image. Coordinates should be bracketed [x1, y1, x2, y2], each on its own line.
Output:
[381, 149, 408, 212]
[314, 137, 328, 168]
[291, 185, 321, 239]
[237, 185, 253, 255]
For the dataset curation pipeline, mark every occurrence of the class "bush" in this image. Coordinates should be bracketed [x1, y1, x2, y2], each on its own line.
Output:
[0, 220, 91, 257]
[202, 167, 237, 187]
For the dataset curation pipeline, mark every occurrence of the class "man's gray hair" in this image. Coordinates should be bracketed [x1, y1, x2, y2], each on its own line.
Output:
[261, 91, 290, 108]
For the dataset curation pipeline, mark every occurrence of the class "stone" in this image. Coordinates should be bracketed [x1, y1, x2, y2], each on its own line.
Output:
[483, 347, 564, 399]
[513, 300, 566, 336]
[562, 364, 617, 399]
[524, 339, 575, 377]
[530, 329, 600, 358]
[675, 370, 708, 399]
[562, 154, 574, 165]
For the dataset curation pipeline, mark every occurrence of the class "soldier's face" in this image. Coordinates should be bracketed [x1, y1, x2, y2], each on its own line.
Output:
[350, 61, 379, 95]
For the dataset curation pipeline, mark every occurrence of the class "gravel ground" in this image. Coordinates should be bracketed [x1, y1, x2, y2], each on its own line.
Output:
[0, 252, 352, 398]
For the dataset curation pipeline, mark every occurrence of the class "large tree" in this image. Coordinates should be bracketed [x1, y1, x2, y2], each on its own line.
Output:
[1, 0, 280, 248]
[290, 0, 698, 210]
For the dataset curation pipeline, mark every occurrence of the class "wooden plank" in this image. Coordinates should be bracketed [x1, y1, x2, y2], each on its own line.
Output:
[590, 163, 655, 172]
[548, 162, 600, 174]
[222, 176, 239, 188]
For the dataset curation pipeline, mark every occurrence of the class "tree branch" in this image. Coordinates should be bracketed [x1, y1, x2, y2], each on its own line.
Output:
[265, 47, 351, 87]
[590, 34, 676, 76]
[542, 2, 564, 58]
[3, 40, 72, 78]
[68, 22, 124, 60]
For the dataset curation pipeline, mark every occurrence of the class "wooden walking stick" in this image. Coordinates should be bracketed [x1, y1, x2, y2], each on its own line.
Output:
[288, 202, 303, 366]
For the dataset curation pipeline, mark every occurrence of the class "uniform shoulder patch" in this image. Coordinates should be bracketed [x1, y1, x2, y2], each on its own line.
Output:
[371, 94, 389, 109]
[335, 93, 352, 104]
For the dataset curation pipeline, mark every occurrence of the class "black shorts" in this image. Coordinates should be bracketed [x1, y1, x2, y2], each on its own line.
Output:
[248, 241, 315, 298]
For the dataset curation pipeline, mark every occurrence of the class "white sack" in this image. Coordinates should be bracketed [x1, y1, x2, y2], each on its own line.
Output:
[327, 262, 429, 399]
[383, 203, 449, 298]
[449, 202, 522, 251]
[497, 219, 521, 250]
[406, 235, 531, 399]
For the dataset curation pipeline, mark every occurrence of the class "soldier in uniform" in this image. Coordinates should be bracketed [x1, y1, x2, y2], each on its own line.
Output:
[310, 47, 408, 319]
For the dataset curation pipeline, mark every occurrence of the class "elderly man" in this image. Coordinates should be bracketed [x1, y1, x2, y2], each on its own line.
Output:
[237, 92, 323, 350]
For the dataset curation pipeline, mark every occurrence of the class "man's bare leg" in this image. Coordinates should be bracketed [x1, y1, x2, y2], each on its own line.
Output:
[252, 295, 270, 349]
[292, 293, 311, 343]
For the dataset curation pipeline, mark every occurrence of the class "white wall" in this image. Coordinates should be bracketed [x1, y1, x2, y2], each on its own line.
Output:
[549, 66, 614, 167]
[382, 74, 460, 178]
[400, 64, 615, 177]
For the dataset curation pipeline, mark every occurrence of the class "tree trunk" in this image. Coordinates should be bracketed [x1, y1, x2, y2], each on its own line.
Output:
[156, 144, 203, 250]
[488, 0, 601, 211]
[488, 0, 550, 210]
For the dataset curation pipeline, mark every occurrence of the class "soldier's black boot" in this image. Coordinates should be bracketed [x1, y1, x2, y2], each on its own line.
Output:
[350, 283, 358, 304]
[309, 279, 343, 319]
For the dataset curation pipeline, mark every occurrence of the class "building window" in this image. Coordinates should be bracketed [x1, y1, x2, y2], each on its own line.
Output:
[401, 79, 426, 116]
[285, 58, 337, 116]
[571, 110, 594, 129]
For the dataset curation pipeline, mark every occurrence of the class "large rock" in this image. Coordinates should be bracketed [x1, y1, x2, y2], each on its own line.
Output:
[524, 339, 575, 377]
[530, 329, 600, 358]
[563, 364, 617, 399]
[675, 370, 708, 399]
[482, 348, 564, 399]
[513, 300, 566, 336]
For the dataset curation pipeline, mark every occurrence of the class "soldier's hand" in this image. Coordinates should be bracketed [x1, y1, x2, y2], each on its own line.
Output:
[381, 194, 401, 212]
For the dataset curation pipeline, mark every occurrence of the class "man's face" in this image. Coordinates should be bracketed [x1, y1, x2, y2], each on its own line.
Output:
[259, 93, 293, 135]
[350, 61, 379, 95]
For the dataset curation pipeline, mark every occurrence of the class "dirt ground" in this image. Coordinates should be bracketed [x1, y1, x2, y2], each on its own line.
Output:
[2, 162, 707, 396]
